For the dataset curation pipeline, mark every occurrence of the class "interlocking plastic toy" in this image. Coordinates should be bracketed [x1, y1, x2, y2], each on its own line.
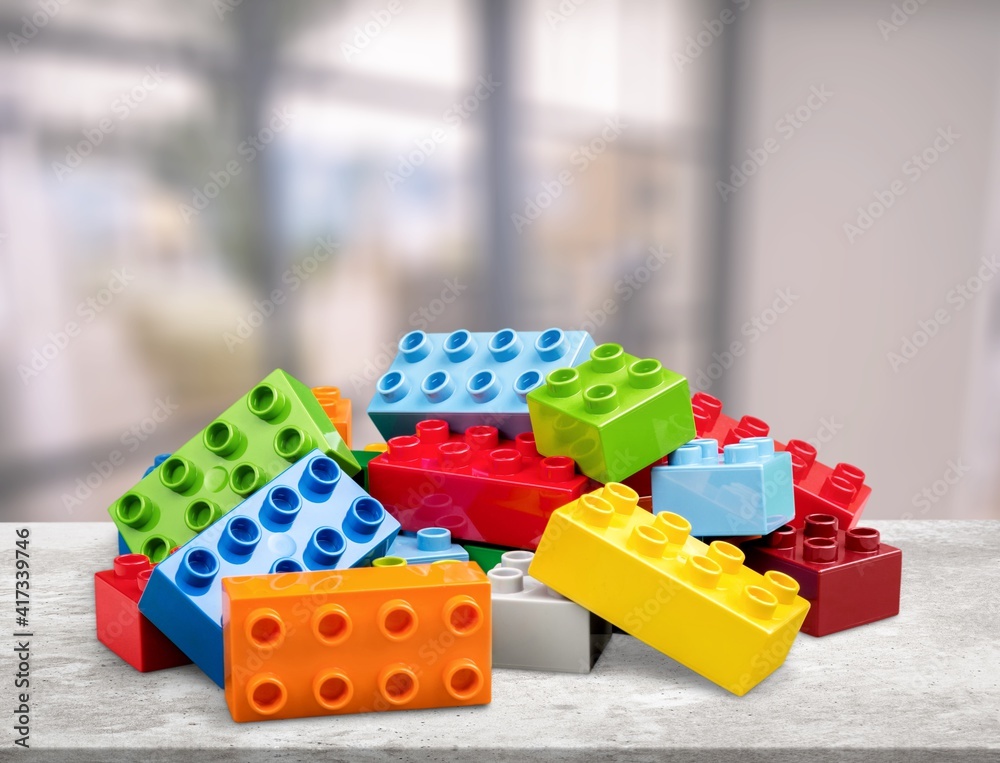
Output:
[691, 391, 771, 446]
[651, 437, 794, 536]
[222, 561, 491, 721]
[529, 482, 810, 695]
[109, 370, 359, 561]
[778, 439, 870, 531]
[527, 343, 696, 483]
[489, 550, 611, 673]
[313, 386, 352, 448]
[690, 392, 870, 529]
[386, 528, 469, 564]
[368, 328, 595, 439]
[367, 419, 591, 549]
[117, 453, 173, 555]
[740, 513, 901, 636]
[139, 450, 399, 687]
[94, 554, 191, 672]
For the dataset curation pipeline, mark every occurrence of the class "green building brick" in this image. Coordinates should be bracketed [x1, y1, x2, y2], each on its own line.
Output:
[109, 369, 360, 561]
[526, 343, 695, 483]
[461, 541, 516, 573]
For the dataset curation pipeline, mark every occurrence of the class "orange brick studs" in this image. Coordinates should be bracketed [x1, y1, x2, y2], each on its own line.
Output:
[313, 386, 352, 448]
[222, 562, 491, 721]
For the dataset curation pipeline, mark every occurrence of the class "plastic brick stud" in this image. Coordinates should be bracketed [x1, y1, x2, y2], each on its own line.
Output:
[138, 450, 399, 687]
[313, 386, 352, 448]
[691, 391, 771, 446]
[94, 554, 191, 672]
[222, 562, 491, 721]
[488, 551, 611, 673]
[740, 514, 901, 636]
[367, 328, 595, 440]
[110, 370, 360, 561]
[527, 343, 696, 483]
[778, 440, 871, 531]
[386, 528, 470, 565]
[367, 419, 591, 550]
[651, 437, 794, 536]
[528, 483, 810, 695]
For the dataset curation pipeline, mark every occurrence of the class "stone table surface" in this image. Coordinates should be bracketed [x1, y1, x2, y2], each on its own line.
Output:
[0, 520, 997, 762]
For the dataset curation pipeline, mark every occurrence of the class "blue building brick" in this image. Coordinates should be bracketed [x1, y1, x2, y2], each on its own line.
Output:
[137, 449, 400, 687]
[651, 437, 794, 537]
[385, 527, 470, 565]
[367, 328, 595, 440]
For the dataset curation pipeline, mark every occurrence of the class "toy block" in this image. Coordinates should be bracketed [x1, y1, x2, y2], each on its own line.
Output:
[690, 393, 870, 529]
[740, 513, 901, 636]
[313, 386, 352, 447]
[528, 482, 809, 696]
[222, 562, 491, 721]
[364, 442, 388, 452]
[460, 540, 517, 573]
[651, 437, 794, 536]
[489, 551, 611, 673]
[367, 419, 591, 550]
[368, 328, 595, 440]
[109, 370, 360, 562]
[527, 343, 696, 483]
[778, 440, 870, 531]
[118, 453, 173, 555]
[139, 450, 399, 687]
[387, 528, 470, 565]
[691, 392, 771, 446]
[350, 449, 382, 491]
[94, 554, 191, 672]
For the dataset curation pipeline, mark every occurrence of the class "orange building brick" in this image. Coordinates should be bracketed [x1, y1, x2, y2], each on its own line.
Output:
[313, 386, 352, 447]
[222, 562, 491, 721]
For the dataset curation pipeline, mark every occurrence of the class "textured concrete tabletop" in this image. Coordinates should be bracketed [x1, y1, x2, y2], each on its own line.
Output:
[0, 520, 997, 762]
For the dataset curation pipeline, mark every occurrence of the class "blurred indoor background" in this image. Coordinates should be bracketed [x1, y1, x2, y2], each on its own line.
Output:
[1, 0, 998, 521]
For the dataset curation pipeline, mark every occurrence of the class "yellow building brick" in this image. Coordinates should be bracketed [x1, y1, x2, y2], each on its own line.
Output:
[529, 483, 809, 695]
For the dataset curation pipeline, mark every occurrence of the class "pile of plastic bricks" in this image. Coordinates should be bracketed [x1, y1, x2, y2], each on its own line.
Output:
[95, 328, 901, 722]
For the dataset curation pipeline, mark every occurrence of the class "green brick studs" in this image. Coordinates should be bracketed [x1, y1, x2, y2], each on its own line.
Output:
[527, 343, 696, 483]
